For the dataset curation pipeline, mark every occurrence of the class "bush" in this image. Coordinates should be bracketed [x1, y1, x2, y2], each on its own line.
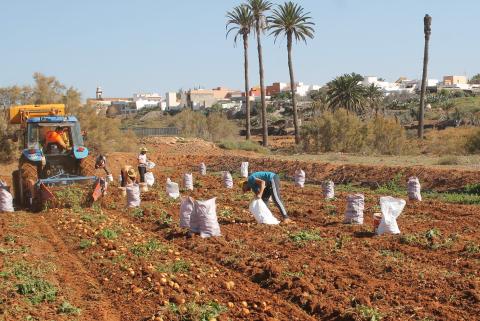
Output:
[218, 140, 269, 154]
[367, 117, 406, 155]
[301, 111, 406, 155]
[69, 104, 138, 153]
[301, 110, 367, 153]
[0, 112, 19, 162]
[170, 109, 238, 142]
[465, 129, 480, 153]
[206, 112, 239, 141]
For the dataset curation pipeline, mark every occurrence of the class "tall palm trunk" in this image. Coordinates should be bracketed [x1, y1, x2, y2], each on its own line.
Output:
[418, 14, 432, 139]
[255, 19, 268, 147]
[243, 33, 251, 140]
[287, 32, 300, 144]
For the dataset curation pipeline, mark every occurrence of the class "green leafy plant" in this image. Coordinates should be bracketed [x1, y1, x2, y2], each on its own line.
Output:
[324, 204, 337, 216]
[377, 173, 404, 194]
[4, 235, 16, 244]
[174, 301, 227, 321]
[57, 301, 81, 315]
[100, 229, 118, 240]
[156, 211, 173, 228]
[462, 242, 480, 255]
[156, 260, 191, 274]
[379, 249, 404, 259]
[334, 235, 352, 250]
[218, 208, 234, 219]
[79, 239, 93, 250]
[281, 270, 304, 278]
[130, 207, 144, 218]
[16, 278, 58, 304]
[130, 239, 162, 257]
[355, 305, 382, 321]
[289, 230, 322, 245]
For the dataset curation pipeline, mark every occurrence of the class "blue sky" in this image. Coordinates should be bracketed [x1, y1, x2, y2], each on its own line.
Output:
[1, 0, 479, 99]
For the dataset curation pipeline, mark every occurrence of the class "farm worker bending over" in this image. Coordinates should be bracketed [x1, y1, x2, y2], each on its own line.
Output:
[137, 147, 148, 183]
[95, 155, 111, 176]
[120, 165, 137, 187]
[45, 127, 68, 151]
[242, 171, 293, 224]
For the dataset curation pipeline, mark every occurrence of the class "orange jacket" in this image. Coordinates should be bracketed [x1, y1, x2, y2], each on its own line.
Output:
[46, 131, 66, 146]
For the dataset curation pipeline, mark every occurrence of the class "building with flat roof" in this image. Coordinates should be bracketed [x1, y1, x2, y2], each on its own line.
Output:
[443, 75, 467, 86]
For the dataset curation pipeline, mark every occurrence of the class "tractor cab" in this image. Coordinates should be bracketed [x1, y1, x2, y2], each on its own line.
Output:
[23, 116, 90, 179]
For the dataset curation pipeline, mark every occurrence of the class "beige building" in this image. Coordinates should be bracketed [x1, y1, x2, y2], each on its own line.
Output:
[443, 75, 467, 86]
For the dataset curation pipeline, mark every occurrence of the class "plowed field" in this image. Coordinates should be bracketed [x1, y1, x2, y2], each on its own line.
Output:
[1, 139, 479, 321]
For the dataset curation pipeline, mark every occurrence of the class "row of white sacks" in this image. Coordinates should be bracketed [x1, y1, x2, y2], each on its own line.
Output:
[191, 162, 423, 202]
[165, 165, 422, 203]
[126, 177, 411, 237]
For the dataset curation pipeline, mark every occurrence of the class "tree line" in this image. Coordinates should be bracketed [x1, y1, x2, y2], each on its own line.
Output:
[226, 4, 442, 144]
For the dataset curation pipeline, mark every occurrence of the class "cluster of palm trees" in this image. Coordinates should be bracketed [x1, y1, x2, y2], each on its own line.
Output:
[226, 0, 315, 146]
[325, 73, 384, 117]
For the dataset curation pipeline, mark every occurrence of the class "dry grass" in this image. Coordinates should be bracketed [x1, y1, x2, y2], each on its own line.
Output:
[423, 127, 477, 155]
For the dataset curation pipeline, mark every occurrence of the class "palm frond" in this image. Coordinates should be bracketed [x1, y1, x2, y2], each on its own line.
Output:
[225, 5, 254, 45]
[267, 1, 315, 44]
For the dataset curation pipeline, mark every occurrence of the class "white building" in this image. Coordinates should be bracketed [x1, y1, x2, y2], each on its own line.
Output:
[166, 92, 180, 110]
[133, 93, 162, 110]
[362, 76, 426, 94]
[277, 82, 322, 97]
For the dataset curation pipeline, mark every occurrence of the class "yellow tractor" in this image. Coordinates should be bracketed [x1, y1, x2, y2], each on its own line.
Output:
[9, 104, 99, 210]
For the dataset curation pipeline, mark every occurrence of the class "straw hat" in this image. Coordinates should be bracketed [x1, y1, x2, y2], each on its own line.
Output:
[140, 147, 148, 152]
[127, 168, 137, 178]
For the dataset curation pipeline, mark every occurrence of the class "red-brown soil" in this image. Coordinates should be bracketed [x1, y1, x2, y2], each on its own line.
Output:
[1, 138, 479, 320]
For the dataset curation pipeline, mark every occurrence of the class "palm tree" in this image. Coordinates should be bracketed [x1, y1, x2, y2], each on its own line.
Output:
[418, 14, 432, 139]
[365, 84, 384, 117]
[226, 5, 254, 140]
[326, 73, 366, 115]
[247, 0, 272, 147]
[268, 1, 315, 145]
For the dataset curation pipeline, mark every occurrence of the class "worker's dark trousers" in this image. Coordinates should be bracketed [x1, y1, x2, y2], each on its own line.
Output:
[138, 166, 146, 183]
[261, 175, 288, 219]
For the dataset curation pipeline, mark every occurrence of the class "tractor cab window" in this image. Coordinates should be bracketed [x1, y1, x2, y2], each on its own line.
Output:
[26, 124, 41, 149]
[27, 122, 83, 153]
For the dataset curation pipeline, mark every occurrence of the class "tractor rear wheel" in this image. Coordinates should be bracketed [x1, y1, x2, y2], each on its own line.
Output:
[79, 156, 96, 177]
[12, 170, 22, 206]
[19, 161, 40, 210]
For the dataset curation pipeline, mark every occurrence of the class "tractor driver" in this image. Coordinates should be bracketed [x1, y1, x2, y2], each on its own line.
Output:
[61, 127, 71, 149]
[45, 127, 68, 152]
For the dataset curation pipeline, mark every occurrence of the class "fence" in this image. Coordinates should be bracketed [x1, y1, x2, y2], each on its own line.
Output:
[122, 127, 180, 137]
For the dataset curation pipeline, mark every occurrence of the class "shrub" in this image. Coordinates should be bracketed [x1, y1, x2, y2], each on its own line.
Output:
[0, 112, 19, 162]
[301, 110, 367, 153]
[465, 128, 480, 153]
[301, 111, 406, 155]
[367, 116, 406, 155]
[69, 104, 138, 153]
[218, 140, 270, 154]
[170, 109, 238, 142]
[206, 112, 238, 141]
